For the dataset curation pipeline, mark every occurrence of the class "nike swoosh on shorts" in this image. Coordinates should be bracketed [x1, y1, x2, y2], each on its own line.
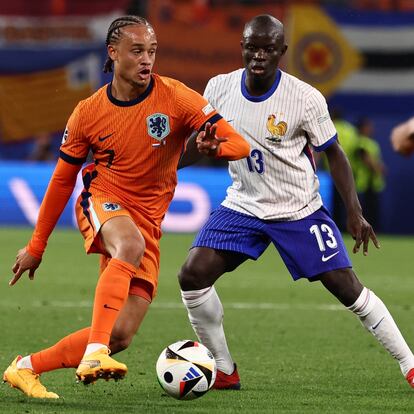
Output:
[321, 251, 339, 262]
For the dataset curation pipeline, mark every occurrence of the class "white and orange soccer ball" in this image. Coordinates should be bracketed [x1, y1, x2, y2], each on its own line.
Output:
[156, 340, 217, 400]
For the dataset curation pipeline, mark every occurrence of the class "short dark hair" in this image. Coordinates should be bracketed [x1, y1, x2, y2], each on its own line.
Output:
[103, 15, 152, 73]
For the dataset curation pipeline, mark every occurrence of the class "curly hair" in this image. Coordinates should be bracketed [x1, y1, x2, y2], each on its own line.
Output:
[103, 15, 153, 73]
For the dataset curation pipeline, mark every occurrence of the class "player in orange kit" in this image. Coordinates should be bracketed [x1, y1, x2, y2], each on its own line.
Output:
[3, 15, 250, 399]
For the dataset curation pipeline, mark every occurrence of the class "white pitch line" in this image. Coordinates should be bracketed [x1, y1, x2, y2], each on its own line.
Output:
[2, 300, 409, 312]
[0, 300, 346, 311]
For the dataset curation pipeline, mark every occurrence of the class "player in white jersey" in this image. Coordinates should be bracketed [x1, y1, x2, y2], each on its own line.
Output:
[178, 14, 414, 391]
[209, 64, 333, 220]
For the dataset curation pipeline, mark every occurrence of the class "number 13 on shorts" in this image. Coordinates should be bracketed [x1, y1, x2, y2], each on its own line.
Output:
[310, 224, 338, 252]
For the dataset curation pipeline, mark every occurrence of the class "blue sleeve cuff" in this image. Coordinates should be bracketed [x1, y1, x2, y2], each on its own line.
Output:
[60, 150, 87, 165]
[198, 114, 223, 132]
[313, 134, 338, 152]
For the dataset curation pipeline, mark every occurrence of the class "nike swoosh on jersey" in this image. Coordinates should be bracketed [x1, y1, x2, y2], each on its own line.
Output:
[98, 133, 114, 142]
[321, 251, 339, 262]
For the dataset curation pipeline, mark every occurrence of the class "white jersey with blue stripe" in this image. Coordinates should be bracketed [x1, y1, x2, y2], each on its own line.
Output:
[203, 68, 337, 221]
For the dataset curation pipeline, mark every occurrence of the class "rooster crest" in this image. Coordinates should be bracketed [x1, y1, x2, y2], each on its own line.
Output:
[266, 115, 287, 143]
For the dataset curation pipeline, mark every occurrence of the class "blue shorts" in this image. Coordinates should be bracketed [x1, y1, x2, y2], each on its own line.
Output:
[193, 206, 351, 280]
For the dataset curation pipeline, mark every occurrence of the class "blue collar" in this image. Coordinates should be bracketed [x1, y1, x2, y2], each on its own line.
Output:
[106, 76, 154, 107]
[241, 69, 281, 102]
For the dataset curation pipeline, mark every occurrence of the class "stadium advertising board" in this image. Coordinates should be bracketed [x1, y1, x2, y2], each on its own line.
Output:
[0, 163, 332, 232]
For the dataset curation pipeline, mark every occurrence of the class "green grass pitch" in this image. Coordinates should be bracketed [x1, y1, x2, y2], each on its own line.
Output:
[1, 228, 414, 413]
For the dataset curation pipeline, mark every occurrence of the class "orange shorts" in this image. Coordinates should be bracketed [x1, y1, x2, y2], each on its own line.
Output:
[75, 188, 161, 301]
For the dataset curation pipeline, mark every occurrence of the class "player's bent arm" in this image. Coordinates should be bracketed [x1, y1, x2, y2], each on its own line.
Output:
[178, 119, 250, 169]
[27, 158, 82, 259]
[391, 117, 414, 156]
[323, 141, 362, 215]
[214, 118, 250, 160]
[178, 131, 201, 169]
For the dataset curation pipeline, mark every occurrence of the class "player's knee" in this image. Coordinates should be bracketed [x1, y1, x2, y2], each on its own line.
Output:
[178, 260, 210, 291]
[113, 232, 146, 268]
[320, 269, 363, 306]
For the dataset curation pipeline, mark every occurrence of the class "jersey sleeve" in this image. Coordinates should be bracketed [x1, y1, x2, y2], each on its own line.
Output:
[26, 158, 81, 259]
[59, 101, 90, 164]
[214, 118, 250, 160]
[303, 88, 337, 152]
[175, 81, 222, 132]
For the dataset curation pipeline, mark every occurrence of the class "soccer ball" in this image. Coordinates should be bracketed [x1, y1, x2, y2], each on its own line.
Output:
[156, 340, 217, 400]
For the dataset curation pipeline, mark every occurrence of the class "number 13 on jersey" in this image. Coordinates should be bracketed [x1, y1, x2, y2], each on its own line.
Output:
[246, 149, 265, 174]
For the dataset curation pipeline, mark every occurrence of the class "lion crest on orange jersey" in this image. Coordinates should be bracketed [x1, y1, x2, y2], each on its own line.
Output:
[146, 113, 170, 141]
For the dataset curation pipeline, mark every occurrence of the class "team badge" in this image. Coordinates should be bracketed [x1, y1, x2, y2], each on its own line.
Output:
[146, 113, 170, 144]
[265, 115, 287, 143]
[102, 202, 122, 212]
[61, 127, 69, 144]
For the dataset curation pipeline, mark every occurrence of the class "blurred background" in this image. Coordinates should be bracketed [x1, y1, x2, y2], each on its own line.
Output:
[0, 0, 413, 234]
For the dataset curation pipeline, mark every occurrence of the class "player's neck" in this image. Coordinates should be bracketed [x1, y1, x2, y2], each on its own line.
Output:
[110, 77, 150, 102]
[245, 71, 278, 96]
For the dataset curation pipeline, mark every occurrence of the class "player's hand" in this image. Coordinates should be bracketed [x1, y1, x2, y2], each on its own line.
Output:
[390, 119, 414, 156]
[196, 123, 228, 157]
[10, 247, 41, 286]
[347, 212, 380, 256]
[391, 132, 414, 156]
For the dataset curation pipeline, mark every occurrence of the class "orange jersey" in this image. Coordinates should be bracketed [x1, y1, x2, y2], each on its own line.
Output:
[27, 74, 249, 259]
[61, 74, 222, 225]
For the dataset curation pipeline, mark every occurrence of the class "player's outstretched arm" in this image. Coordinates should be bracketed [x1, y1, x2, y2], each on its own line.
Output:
[391, 117, 414, 157]
[211, 119, 250, 160]
[195, 122, 228, 158]
[178, 119, 250, 169]
[9, 158, 81, 286]
[178, 123, 228, 168]
[324, 141, 380, 255]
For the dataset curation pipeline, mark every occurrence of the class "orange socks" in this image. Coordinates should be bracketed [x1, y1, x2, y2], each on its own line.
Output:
[30, 258, 135, 374]
[88, 258, 136, 345]
[31, 327, 90, 373]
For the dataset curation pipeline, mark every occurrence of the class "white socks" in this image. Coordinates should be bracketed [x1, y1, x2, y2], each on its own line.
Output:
[16, 355, 33, 370]
[16, 344, 107, 372]
[16, 344, 107, 371]
[182, 285, 414, 378]
[181, 286, 235, 374]
[348, 287, 414, 376]
[84, 343, 108, 357]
